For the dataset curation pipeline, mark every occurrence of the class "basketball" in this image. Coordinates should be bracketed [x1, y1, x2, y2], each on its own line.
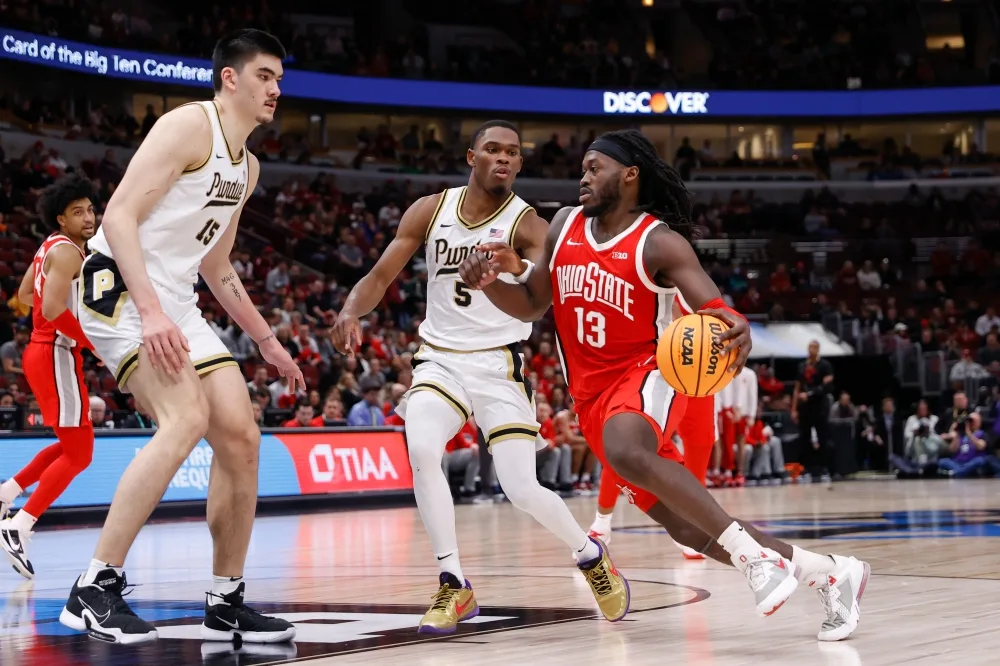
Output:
[656, 313, 738, 397]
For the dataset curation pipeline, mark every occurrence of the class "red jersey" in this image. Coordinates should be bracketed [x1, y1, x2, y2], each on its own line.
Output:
[549, 207, 676, 403]
[30, 233, 85, 347]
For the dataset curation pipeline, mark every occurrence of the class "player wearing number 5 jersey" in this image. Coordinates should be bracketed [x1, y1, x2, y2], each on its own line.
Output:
[60, 30, 302, 645]
[332, 120, 628, 635]
[1, 176, 97, 580]
[460, 129, 870, 641]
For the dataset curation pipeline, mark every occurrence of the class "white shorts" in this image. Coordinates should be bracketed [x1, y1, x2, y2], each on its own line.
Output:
[78, 252, 238, 391]
[396, 342, 538, 450]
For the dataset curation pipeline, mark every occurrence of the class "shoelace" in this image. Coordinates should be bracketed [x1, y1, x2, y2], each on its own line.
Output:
[429, 584, 461, 612]
[100, 573, 140, 617]
[817, 582, 846, 625]
[584, 563, 614, 597]
[745, 557, 780, 592]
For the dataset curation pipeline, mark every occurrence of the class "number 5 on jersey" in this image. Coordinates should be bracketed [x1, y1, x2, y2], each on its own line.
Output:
[196, 219, 220, 245]
[574, 307, 606, 348]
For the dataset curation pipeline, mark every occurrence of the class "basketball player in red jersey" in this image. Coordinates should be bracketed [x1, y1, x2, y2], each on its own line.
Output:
[459, 129, 870, 641]
[0, 175, 98, 579]
[586, 291, 714, 560]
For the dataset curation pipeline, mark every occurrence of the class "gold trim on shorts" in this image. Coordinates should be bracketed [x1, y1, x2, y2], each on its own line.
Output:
[408, 381, 470, 422]
[486, 423, 540, 450]
[115, 347, 140, 389]
[194, 353, 240, 377]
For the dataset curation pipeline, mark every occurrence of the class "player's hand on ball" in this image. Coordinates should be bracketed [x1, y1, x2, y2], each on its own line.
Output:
[140, 310, 191, 375]
[698, 307, 751, 374]
[461, 242, 521, 289]
[331, 314, 363, 356]
[260, 337, 307, 392]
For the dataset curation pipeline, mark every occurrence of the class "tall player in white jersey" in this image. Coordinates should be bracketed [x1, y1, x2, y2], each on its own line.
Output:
[59, 30, 303, 645]
[332, 121, 629, 635]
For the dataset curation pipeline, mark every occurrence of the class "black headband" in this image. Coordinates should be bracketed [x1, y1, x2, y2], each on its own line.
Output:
[588, 138, 636, 167]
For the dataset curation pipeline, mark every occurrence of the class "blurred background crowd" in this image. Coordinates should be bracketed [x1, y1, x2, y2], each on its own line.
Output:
[1, 0, 1000, 497]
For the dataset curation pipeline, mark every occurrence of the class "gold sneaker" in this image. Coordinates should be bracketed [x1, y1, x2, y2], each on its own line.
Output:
[578, 537, 630, 621]
[417, 573, 479, 635]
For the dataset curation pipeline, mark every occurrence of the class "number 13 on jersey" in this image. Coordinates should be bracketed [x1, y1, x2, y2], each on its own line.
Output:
[574, 307, 606, 348]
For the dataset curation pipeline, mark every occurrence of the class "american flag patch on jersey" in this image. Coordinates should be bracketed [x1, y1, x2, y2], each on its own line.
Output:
[488, 227, 505, 239]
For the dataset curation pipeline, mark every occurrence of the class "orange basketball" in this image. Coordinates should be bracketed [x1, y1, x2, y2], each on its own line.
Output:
[656, 313, 738, 397]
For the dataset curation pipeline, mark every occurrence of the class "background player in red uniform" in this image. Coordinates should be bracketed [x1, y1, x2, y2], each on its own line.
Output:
[459, 130, 869, 641]
[0, 175, 98, 579]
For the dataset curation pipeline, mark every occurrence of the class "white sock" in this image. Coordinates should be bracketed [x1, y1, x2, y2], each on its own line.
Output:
[0, 479, 22, 504]
[434, 550, 464, 582]
[9, 510, 36, 534]
[210, 575, 244, 605]
[591, 511, 613, 534]
[404, 392, 467, 582]
[717, 521, 763, 568]
[83, 558, 123, 585]
[575, 537, 601, 564]
[791, 545, 836, 583]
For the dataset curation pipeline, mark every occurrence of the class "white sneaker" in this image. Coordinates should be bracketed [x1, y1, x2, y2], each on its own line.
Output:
[0, 520, 33, 580]
[815, 555, 870, 641]
[734, 548, 798, 617]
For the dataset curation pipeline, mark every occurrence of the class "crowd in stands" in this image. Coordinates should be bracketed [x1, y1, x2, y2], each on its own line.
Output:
[3, 0, 998, 90]
[2, 122, 1000, 490]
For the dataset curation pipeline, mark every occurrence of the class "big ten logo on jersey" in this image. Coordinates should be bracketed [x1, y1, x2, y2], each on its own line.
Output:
[203, 172, 245, 208]
[555, 262, 635, 349]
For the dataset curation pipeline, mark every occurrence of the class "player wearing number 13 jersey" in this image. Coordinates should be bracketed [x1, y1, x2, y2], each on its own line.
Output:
[461, 130, 871, 642]
[333, 120, 629, 636]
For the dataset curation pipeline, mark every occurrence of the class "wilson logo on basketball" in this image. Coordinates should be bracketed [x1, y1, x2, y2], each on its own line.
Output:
[705, 322, 726, 376]
[680, 326, 696, 366]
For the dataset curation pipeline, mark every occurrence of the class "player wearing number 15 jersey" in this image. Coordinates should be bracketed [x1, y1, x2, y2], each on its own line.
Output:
[333, 120, 628, 636]
[1, 175, 97, 580]
[62, 30, 301, 645]
[461, 129, 870, 642]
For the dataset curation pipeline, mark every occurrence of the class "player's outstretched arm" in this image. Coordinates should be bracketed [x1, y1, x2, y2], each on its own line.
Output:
[332, 193, 438, 354]
[102, 105, 212, 373]
[459, 206, 573, 322]
[644, 226, 752, 372]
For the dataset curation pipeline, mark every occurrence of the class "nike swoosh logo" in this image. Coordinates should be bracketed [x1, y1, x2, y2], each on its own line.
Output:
[436, 555, 450, 561]
[216, 154, 225, 159]
[217, 617, 241, 630]
[1, 530, 22, 554]
[440, 224, 454, 228]
[566, 240, 583, 245]
[79, 599, 111, 625]
[455, 597, 474, 616]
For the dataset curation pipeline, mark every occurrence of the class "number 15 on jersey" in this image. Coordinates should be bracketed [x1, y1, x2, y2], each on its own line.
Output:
[574, 307, 606, 348]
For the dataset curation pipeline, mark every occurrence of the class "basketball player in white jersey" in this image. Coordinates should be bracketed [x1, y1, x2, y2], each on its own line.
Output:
[332, 120, 629, 635]
[59, 30, 303, 645]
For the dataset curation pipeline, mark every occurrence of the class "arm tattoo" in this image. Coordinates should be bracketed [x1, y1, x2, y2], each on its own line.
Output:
[221, 271, 241, 302]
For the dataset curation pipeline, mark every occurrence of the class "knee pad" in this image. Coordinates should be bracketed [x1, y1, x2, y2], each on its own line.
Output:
[404, 391, 465, 472]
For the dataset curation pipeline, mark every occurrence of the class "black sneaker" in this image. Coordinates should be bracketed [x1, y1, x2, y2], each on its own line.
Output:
[0, 521, 34, 580]
[201, 582, 296, 643]
[59, 569, 158, 644]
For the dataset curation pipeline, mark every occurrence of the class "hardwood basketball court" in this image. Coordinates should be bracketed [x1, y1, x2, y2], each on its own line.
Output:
[2, 480, 998, 665]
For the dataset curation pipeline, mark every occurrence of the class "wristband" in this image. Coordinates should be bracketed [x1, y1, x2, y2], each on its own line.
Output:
[700, 297, 747, 322]
[257, 333, 276, 345]
[513, 259, 534, 284]
[53, 309, 93, 350]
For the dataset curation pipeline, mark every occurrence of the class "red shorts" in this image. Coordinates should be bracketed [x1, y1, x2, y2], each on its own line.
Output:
[22, 342, 91, 428]
[735, 416, 748, 439]
[576, 361, 688, 513]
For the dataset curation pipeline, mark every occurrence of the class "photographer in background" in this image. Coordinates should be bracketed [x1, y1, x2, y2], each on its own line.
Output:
[937, 412, 999, 477]
[937, 391, 969, 442]
[893, 400, 943, 478]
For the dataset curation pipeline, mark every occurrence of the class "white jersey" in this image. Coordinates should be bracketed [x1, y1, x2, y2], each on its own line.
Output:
[88, 100, 250, 303]
[418, 186, 534, 351]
